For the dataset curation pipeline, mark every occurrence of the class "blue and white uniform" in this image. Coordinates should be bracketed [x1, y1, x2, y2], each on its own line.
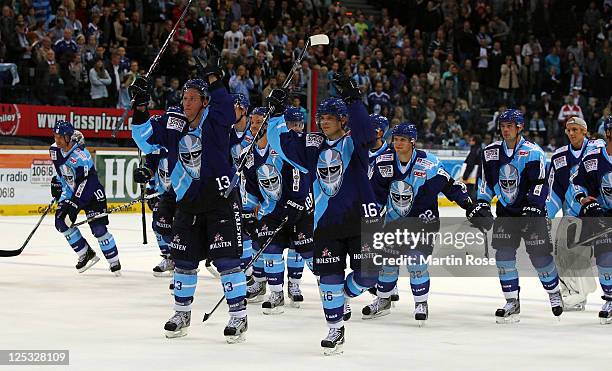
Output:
[267, 97, 378, 329]
[478, 109, 560, 301]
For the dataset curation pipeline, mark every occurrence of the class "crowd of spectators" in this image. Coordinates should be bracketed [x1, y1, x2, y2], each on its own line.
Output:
[0, 0, 611, 150]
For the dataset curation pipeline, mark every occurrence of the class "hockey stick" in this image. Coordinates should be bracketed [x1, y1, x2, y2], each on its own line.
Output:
[202, 218, 288, 322]
[111, 0, 195, 138]
[570, 226, 612, 248]
[0, 199, 56, 257]
[138, 150, 148, 245]
[222, 34, 330, 198]
[70, 192, 160, 228]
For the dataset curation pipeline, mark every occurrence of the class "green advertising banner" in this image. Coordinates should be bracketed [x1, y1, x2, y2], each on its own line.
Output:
[94, 150, 141, 203]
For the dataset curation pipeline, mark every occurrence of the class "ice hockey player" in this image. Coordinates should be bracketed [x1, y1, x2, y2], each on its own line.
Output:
[240, 106, 315, 314]
[283, 106, 311, 305]
[266, 73, 379, 355]
[229, 93, 264, 302]
[129, 58, 248, 342]
[546, 116, 603, 311]
[50, 121, 121, 275]
[478, 109, 563, 323]
[363, 122, 492, 324]
[133, 146, 176, 277]
[572, 115, 612, 324]
[365, 113, 400, 303]
[368, 113, 389, 161]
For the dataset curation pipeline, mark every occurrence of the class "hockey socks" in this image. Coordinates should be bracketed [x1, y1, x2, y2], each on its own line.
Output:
[319, 274, 345, 328]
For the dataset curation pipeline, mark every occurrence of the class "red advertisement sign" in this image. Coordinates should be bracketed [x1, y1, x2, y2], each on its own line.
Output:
[0, 103, 163, 139]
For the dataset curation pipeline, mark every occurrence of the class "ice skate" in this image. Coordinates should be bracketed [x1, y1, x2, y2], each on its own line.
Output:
[390, 285, 400, 305]
[415, 301, 429, 327]
[246, 280, 266, 303]
[224, 315, 248, 343]
[110, 261, 121, 277]
[287, 281, 304, 308]
[599, 296, 612, 325]
[75, 247, 100, 273]
[321, 326, 345, 356]
[549, 291, 563, 318]
[361, 297, 391, 320]
[262, 290, 284, 315]
[152, 254, 174, 277]
[164, 310, 191, 338]
[495, 298, 520, 324]
[343, 297, 352, 321]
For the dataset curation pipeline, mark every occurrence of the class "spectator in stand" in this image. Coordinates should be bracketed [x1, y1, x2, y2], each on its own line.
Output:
[367, 80, 391, 115]
[151, 76, 168, 110]
[229, 64, 254, 102]
[88, 56, 111, 107]
[53, 28, 78, 62]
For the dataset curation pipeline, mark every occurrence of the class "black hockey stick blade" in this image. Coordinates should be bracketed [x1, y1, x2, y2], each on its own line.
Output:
[0, 199, 56, 257]
[202, 298, 225, 322]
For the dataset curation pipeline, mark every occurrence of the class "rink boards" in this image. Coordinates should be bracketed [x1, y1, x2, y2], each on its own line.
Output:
[0, 148, 550, 216]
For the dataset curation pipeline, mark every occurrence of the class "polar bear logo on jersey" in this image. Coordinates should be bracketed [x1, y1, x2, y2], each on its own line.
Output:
[317, 149, 344, 197]
[60, 164, 75, 190]
[157, 157, 171, 191]
[499, 164, 519, 204]
[179, 134, 202, 179]
[257, 163, 282, 201]
[600, 172, 612, 208]
[389, 180, 414, 217]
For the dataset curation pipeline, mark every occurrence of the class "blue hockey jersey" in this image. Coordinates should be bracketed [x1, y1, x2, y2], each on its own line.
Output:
[477, 137, 548, 216]
[132, 82, 235, 209]
[241, 143, 310, 219]
[144, 148, 174, 197]
[229, 125, 257, 211]
[573, 145, 612, 212]
[546, 138, 605, 217]
[368, 141, 389, 165]
[267, 101, 377, 236]
[370, 149, 470, 222]
[49, 142, 104, 207]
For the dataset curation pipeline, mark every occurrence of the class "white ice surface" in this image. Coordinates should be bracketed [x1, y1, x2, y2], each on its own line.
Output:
[0, 207, 609, 371]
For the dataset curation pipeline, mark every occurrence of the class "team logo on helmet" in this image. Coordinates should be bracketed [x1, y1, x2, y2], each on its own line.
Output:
[158, 157, 171, 190]
[257, 163, 282, 201]
[178, 134, 202, 179]
[389, 180, 414, 217]
[317, 149, 344, 196]
[60, 165, 75, 189]
[499, 164, 519, 204]
[600, 172, 612, 209]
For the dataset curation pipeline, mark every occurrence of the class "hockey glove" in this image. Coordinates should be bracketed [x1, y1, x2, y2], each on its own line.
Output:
[51, 175, 63, 201]
[155, 195, 176, 236]
[241, 210, 258, 238]
[332, 72, 362, 103]
[285, 199, 305, 225]
[146, 186, 160, 211]
[56, 199, 79, 225]
[202, 44, 224, 80]
[579, 199, 604, 218]
[72, 130, 85, 146]
[267, 88, 288, 117]
[521, 205, 545, 217]
[129, 76, 151, 107]
[466, 199, 494, 231]
[133, 166, 153, 184]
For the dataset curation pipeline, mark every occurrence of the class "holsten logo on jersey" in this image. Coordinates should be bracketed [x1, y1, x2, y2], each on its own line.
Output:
[155, 216, 172, 231]
[317, 149, 344, 196]
[170, 235, 187, 251]
[293, 232, 313, 246]
[317, 247, 341, 264]
[210, 233, 232, 250]
[179, 134, 202, 179]
[499, 164, 519, 204]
